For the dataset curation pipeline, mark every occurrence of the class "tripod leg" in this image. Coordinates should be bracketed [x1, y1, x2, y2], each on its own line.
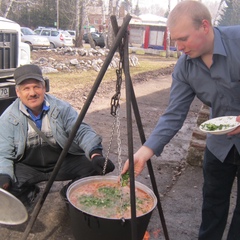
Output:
[123, 33, 170, 240]
[130, 72, 170, 240]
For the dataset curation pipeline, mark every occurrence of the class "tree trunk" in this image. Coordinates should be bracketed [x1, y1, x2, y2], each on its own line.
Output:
[76, 0, 87, 48]
[3, 0, 14, 18]
[107, 0, 115, 49]
[75, 0, 80, 47]
[166, 0, 171, 58]
[85, 14, 95, 49]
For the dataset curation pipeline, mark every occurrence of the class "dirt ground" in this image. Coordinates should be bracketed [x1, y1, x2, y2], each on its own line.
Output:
[0, 50, 209, 239]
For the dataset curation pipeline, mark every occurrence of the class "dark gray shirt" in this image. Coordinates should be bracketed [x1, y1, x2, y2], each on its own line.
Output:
[144, 26, 240, 162]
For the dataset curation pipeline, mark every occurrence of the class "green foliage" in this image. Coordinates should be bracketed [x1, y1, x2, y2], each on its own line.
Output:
[217, 0, 240, 26]
[6, 0, 76, 29]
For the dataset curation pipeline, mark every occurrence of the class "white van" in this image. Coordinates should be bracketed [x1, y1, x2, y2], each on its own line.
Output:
[0, 17, 31, 114]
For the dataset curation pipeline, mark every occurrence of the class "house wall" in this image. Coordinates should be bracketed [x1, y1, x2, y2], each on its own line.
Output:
[129, 24, 167, 49]
[86, 6, 110, 33]
[129, 26, 144, 45]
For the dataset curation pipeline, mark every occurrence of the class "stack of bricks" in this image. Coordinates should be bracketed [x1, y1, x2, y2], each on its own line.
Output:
[186, 104, 210, 166]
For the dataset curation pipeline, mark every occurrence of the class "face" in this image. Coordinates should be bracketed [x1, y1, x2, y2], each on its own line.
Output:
[169, 16, 210, 58]
[16, 79, 46, 115]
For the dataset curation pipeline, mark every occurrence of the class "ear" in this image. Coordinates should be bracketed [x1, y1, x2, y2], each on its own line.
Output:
[16, 88, 20, 98]
[201, 19, 211, 33]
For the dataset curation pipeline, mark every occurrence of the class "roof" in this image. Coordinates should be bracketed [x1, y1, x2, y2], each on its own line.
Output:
[139, 14, 167, 24]
[0, 17, 19, 26]
[130, 14, 167, 28]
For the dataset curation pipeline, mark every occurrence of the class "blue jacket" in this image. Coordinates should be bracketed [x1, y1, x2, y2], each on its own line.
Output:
[0, 94, 102, 180]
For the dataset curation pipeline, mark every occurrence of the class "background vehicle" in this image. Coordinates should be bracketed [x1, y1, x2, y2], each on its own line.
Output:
[0, 17, 31, 115]
[34, 28, 74, 48]
[21, 27, 50, 51]
[67, 30, 76, 44]
[83, 32, 105, 48]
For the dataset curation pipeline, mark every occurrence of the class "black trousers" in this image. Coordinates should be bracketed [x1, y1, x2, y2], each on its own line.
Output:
[11, 154, 98, 192]
[199, 146, 240, 240]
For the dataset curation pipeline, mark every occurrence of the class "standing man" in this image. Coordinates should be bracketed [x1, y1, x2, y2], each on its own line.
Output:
[122, 1, 240, 239]
[0, 64, 114, 207]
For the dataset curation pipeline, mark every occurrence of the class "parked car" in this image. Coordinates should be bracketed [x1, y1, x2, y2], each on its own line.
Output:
[67, 30, 76, 44]
[20, 27, 50, 50]
[34, 28, 74, 49]
[83, 32, 105, 48]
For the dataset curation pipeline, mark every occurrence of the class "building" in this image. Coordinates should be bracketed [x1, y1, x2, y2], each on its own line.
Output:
[129, 14, 176, 50]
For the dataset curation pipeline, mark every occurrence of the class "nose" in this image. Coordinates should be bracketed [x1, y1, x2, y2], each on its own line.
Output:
[176, 41, 184, 51]
[29, 87, 37, 96]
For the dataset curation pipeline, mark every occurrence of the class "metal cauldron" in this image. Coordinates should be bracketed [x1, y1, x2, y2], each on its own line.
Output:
[67, 175, 157, 240]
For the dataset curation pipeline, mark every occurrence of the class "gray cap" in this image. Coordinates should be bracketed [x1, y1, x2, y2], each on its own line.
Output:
[14, 64, 44, 85]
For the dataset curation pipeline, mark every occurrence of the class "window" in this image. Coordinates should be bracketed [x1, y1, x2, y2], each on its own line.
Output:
[51, 31, 59, 37]
[41, 30, 50, 36]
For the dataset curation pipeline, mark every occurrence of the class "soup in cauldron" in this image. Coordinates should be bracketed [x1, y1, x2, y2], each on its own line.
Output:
[69, 180, 154, 219]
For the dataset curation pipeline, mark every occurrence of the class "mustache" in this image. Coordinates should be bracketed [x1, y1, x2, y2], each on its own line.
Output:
[28, 95, 39, 100]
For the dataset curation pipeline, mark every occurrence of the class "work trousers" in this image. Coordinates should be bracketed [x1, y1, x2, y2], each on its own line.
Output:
[11, 154, 97, 191]
[199, 146, 240, 240]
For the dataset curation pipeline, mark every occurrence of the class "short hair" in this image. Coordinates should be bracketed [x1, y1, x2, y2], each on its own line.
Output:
[167, 1, 212, 29]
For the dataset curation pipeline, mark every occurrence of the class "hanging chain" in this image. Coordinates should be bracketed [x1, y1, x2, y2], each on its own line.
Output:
[111, 40, 124, 117]
[116, 108, 122, 175]
[110, 63, 123, 116]
[103, 43, 126, 217]
[103, 46, 124, 175]
[103, 116, 116, 175]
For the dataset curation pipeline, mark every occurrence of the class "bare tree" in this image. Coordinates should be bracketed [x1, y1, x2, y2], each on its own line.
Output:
[75, 0, 81, 47]
[166, 0, 171, 58]
[0, 0, 3, 16]
[107, 0, 122, 49]
[1, 0, 37, 18]
[3, 0, 15, 17]
[213, 0, 225, 25]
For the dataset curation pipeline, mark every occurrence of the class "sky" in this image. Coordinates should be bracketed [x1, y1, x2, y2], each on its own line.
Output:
[135, 0, 178, 10]
[131, 0, 223, 22]
[133, 0, 222, 11]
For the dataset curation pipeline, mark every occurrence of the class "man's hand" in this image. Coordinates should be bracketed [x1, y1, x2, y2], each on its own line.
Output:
[0, 174, 12, 190]
[91, 155, 115, 175]
[228, 116, 240, 136]
[121, 146, 154, 177]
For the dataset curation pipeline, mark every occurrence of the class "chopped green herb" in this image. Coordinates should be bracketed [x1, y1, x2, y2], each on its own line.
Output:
[78, 186, 120, 208]
[98, 186, 120, 196]
[121, 172, 130, 186]
[202, 123, 231, 131]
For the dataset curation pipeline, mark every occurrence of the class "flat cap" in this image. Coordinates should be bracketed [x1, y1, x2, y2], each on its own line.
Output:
[14, 64, 44, 85]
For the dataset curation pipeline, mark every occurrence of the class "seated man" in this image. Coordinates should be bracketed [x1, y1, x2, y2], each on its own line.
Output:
[0, 64, 114, 206]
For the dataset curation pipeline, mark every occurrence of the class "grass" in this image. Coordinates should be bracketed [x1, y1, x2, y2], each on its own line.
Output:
[45, 55, 177, 95]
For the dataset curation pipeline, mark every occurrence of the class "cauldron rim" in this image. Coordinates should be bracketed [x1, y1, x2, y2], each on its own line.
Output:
[66, 175, 157, 220]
